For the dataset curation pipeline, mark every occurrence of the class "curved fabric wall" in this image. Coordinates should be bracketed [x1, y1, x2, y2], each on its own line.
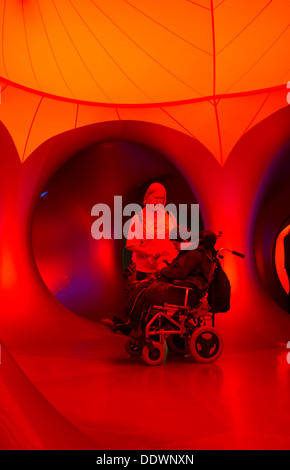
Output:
[0, 0, 289, 362]
[1, 1, 290, 451]
[0, 107, 289, 353]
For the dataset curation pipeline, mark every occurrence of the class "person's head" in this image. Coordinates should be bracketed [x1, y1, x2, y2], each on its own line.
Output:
[169, 225, 192, 252]
[199, 231, 218, 250]
[143, 183, 167, 206]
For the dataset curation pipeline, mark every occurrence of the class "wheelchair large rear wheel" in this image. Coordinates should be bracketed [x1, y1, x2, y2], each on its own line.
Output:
[189, 326, 223, 363]
[142, 341, 165, 366]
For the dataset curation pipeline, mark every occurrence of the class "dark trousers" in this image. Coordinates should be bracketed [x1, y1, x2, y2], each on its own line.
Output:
[136, 271, 150, 281]
[126, 280, 201, 328]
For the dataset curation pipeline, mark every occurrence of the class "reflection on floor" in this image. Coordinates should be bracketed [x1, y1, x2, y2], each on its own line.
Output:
[6, 324, 290, 450]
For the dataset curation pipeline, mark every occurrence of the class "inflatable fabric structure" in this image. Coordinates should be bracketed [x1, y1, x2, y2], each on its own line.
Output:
[0, 0, 289, 451]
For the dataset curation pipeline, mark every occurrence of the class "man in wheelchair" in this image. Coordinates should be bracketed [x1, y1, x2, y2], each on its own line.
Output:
[110, 230, 218, 336]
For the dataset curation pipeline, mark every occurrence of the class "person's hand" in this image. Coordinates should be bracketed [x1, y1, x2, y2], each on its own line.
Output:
[157, 261, 168, 270]
[148, 272, 160, 281]
[146, 248, 161, 258]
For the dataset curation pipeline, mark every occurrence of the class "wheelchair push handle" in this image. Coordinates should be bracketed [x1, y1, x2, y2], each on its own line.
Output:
[231, 250, 245, 258]
[216, 247, 245, 259]
[214, 233, 245, 258]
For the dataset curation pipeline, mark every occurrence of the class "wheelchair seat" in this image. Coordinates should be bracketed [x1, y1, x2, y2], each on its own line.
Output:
[167, 283, 205, 309]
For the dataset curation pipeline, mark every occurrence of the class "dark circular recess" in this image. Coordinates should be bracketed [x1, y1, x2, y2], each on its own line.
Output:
[32, 140, 203, 321]
[253, 140, 290, 313]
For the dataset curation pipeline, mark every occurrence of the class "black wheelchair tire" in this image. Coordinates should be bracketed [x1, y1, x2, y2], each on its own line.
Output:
[125, 338, 142, 357]
[142, 341, 165, 366]
[189, 326, 223, 363]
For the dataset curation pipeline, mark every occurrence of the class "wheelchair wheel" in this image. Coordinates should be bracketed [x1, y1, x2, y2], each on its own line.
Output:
[189, 326, 223, 363]
[125, 338, 141, 357]
[142, 341, 165, 366]
[167, 334, 189, 355]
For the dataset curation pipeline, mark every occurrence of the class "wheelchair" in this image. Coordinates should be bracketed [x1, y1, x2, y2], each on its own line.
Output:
[125, 285, 222, 365]
[124, 245, 245, 366]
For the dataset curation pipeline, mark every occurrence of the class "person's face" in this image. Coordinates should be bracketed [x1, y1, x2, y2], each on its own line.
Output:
[146, 190, 165, 206]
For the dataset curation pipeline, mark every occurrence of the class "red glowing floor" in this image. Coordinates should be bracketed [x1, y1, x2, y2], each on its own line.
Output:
[1, 324, 290, 450]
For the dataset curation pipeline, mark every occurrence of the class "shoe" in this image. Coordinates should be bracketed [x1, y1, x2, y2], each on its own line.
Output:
[101, 318, 132, 336]
[100, 318, 115, 332]
[112, 315, 127, 323]
[114, 320, 132, 336]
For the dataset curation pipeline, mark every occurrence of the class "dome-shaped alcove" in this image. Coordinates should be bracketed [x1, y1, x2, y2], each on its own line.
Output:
[31, 138, 202, 322]
[1, 118, 218, 349]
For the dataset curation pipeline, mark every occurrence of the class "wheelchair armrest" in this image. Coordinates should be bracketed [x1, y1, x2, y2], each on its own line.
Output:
[171, 283, 193, 291]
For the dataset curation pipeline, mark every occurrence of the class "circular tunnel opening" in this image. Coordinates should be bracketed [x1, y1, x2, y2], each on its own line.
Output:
[31, 140, 203, 321]
[253, 140, 290, 313]
[274, 222, 290, 296]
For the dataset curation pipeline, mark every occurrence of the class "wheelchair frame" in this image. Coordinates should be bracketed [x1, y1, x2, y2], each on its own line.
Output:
[124, 285, 223, 365]
[143, 285, 213, 344]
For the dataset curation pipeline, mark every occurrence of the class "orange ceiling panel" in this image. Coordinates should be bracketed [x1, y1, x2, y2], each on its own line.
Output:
[0, 83, 41, 159]
[1, 0, 288, 104]
[0, 0, 288, 165]
[1, 80, 286, 165]
[23, 97, 77, 161]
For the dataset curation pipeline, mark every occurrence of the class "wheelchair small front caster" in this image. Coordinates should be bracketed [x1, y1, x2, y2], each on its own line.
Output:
[189, 326, 223, 363]
[142, 341, 165, 366]
[125, 338, 142, 357]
